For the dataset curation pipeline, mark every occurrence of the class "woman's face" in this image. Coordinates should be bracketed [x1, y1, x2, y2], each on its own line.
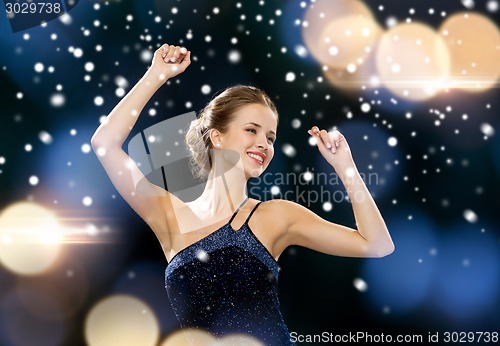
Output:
[220, 103, 278, 178]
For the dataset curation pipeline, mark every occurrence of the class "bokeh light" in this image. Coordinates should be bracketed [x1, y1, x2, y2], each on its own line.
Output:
[0, 202, 62, 275]
[362, 212, 438, 314]
[302, 0, 378, 69]
[159, 328, 265, 346]
[159, 328, 216, 346]
[323, 49, 378, 92]
[84, 295, 160, 346]
[376, 22, 451, 101]
[439, 12, 500, 91]
[314, 15, 382, 69]
[433, 227, 500, 324]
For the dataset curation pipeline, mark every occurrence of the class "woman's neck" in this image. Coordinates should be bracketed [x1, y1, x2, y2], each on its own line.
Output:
[197, 149, 248, 216]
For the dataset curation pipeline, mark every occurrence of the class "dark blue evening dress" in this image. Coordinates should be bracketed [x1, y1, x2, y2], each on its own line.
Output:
[165, 198, 295, 345]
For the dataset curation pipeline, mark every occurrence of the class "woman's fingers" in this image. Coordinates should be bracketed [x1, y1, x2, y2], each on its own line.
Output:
[162, 45, 188, 63]
[164, 46, 175, 62]
[309, 126, 331, 148]
[318, 129, 332, 149]
[308, 126, 338, 153]
[161, 44, 175, 62]
[179, 51, 191, 69]
[156, 44, 190, 64]
[329, 130, 340, 148]
[152, 44, 191, 79]
[170, 46, 181, 62]
[158, 44, 170, 59]
[177, 48, 188, 63]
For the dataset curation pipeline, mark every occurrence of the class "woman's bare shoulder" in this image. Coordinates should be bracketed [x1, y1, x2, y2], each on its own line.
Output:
[254, 199, 298, 229]
[251, 199, 301, 258]
[259, 198, 297, 212]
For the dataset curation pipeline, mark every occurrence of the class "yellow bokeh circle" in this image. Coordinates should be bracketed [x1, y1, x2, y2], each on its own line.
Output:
[302, 0, 378, 69]
[159, 329, 266, 346]
[0, 202, 62, 275]
[439, 12, 500, 91]
[85, 295, 160, 346]
[376, 22, 451, 100]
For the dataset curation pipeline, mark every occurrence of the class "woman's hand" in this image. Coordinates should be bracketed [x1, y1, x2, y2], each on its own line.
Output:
[307, 126, 354, 170]
[148, 43, 191, 82]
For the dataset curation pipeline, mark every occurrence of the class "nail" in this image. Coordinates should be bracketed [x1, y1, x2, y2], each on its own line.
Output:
[336, 141, 339, 147]
[326, 142, 332, 149]
[331, 147, 336, 154]
[164, 57, 169, 62]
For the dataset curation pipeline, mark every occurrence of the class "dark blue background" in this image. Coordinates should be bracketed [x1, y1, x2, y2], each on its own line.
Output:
[1, 0, 499, 345]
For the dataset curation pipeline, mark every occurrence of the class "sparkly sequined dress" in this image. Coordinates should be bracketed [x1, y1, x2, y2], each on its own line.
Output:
[165, 198, 295, 345]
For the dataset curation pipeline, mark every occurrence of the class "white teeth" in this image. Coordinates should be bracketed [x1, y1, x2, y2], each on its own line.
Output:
[247, 153, 263, 162]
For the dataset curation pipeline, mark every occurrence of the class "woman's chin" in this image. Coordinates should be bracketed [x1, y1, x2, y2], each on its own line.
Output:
[246, 167, 264, 178]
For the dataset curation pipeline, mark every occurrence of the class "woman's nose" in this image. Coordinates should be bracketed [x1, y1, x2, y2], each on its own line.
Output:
[256, 137, 268, 149]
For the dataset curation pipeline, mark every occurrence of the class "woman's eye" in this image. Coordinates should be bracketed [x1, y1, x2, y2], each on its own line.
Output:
[246, 128, 274, 143]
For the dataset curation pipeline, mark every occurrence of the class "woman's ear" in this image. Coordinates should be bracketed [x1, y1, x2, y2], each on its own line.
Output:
[209, 128, 222, 148]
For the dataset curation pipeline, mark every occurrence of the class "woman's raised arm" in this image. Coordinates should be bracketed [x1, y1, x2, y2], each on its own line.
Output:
[278, 126, 394, 258]
[91, 44, 191, 239]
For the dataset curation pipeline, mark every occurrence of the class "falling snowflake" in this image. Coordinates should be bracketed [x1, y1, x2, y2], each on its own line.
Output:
[463, 209, 477, 223]
[39, 131, 53, 145]
[34, 63, 44, 73]
[50, 93, 65, 107]
[353, 278, 368, 292]
[82, 196, 93, 207]
[196, 249, 209, 262]
[29, 176, 39, 186]
[282, 143, 296, 157]
[285, 72, 296, 82]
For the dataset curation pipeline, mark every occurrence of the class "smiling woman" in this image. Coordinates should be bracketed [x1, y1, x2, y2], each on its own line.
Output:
[91, 43, 394, 346]
[184, 85, 278, 181]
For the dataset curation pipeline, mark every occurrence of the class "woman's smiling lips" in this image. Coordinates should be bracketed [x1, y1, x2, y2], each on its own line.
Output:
[247, 151, 265, 165]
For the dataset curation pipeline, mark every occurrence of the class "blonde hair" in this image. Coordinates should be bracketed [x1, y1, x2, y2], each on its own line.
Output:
[185, 85, 278, 181]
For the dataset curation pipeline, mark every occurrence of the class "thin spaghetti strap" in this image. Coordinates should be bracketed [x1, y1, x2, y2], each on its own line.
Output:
[244, 201, 263, 224]
[227, 196, 249, 224]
